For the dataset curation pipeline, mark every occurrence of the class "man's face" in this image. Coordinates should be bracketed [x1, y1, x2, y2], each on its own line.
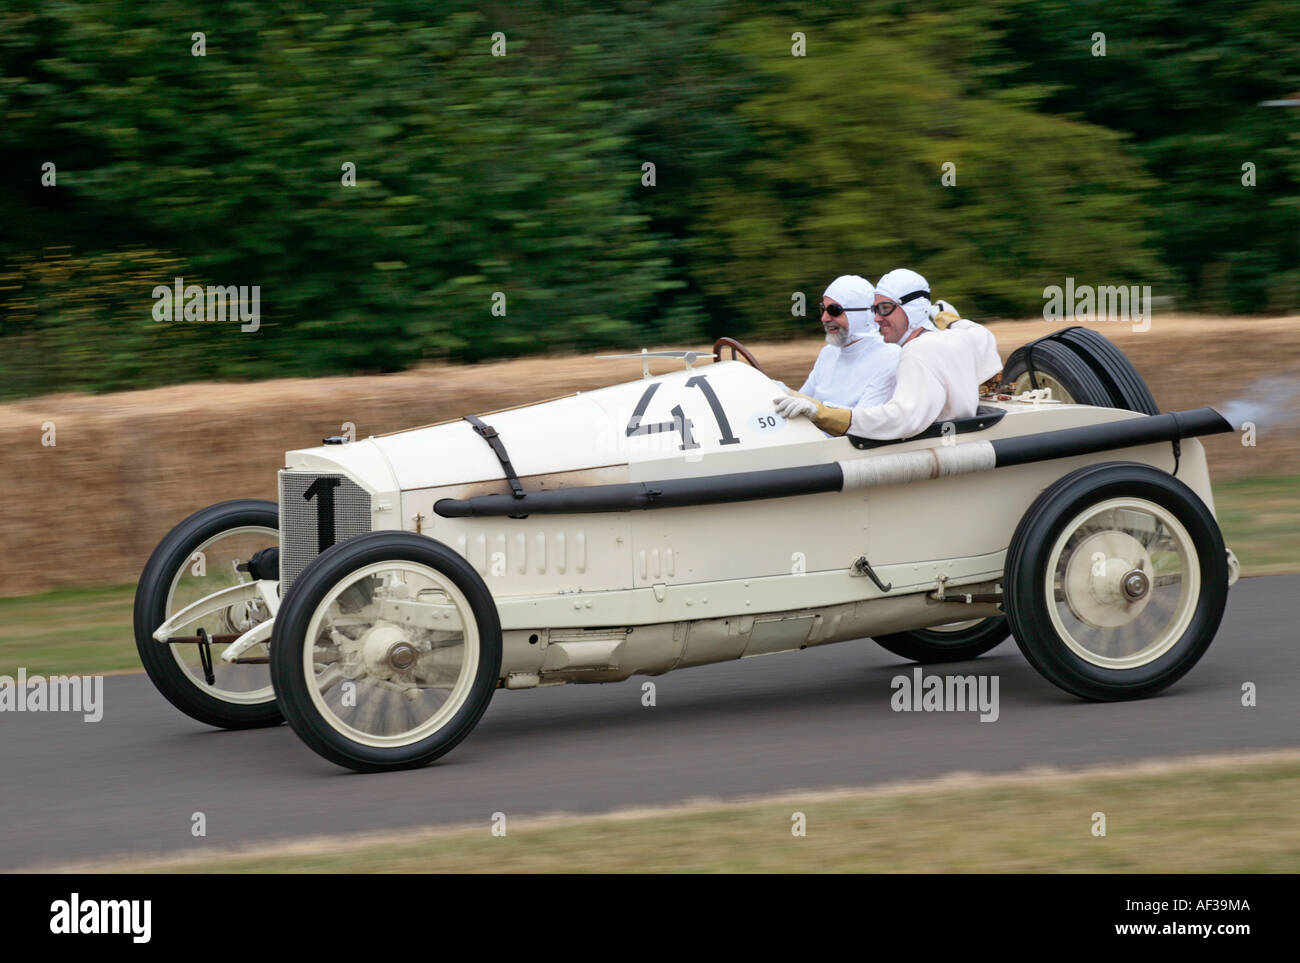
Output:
[874, 293, 910, 344]
[821, 297, 850, 347]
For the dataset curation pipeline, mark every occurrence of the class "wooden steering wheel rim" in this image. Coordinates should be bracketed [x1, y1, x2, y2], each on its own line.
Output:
[712, 337, 766, 375]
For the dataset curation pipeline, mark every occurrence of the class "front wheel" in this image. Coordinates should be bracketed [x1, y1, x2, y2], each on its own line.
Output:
[1004, 463, 1228, 701]
[270, 531, 502, 772]
[133, 499, 282, 729]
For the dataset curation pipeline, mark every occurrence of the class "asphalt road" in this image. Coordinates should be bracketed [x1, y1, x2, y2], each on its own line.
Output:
[2, 575, 1296, 870]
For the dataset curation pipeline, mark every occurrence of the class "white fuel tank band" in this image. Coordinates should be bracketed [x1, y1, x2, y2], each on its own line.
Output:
[838, 440, 996, 492]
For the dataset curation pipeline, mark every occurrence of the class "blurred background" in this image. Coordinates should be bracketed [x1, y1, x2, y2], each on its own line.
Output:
[1, 0, 1297, 398]
[0, 0, 1298, 605]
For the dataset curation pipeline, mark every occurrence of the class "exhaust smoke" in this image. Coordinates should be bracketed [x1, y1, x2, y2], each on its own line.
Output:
[1215, 374, 1300, 432]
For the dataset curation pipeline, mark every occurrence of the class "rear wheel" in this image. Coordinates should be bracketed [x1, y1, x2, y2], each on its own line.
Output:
[270, 531, 502, 772]
[873, 617, 1009, 664]
[1004, 463, 1227, 701]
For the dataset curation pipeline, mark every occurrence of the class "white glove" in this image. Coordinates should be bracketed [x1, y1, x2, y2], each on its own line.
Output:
[773, 395, 817, 419]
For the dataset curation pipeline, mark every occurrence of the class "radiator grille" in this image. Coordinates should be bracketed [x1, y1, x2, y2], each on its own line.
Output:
[278, 471, 373, 590]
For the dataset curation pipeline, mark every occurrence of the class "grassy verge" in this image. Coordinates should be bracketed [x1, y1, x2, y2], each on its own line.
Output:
[1212, 475, 1300, 576]
[40, 752, 1300, 873]
[0, 583, 138, 676]
[1, 475, 1295, 678]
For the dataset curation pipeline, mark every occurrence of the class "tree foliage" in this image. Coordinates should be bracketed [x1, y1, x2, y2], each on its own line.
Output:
[0, 1, 1293, 398]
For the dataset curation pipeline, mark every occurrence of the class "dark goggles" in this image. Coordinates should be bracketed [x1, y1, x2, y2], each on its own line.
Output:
[871, 289, 930, 317]
[819, 303, 871, 317]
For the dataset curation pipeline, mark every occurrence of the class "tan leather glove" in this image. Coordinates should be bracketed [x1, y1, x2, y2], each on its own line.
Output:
[933, 310, 960, 330]
[773, 394, 852, 436]
[811, 403, 851, 435]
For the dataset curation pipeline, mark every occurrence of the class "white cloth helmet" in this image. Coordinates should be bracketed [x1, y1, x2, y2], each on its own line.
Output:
[875, 268, 936, 340]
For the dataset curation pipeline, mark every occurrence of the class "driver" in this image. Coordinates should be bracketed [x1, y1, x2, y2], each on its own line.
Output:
[773, 275, 900, 421]
[774, 268, 1002, 439]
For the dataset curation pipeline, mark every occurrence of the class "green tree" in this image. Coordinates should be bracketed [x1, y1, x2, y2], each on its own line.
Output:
[695, 14, 1161, 333]
[986, 0, 1300, 311]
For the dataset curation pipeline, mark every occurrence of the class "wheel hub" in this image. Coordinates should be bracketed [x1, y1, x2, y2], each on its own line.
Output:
[359, 623, 418, 678]
[222, 598, 264, 634]
[387, 641, 417, 671]
[1121, 569, 1150, 601]
[1063, 531, 1154, 628]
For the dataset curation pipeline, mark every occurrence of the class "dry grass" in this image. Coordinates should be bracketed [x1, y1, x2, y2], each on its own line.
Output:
[0, 315, 1295, 597]
[27, 750, 1300, 874]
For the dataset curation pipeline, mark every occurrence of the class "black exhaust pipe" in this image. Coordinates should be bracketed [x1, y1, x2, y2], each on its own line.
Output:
[433, 407, 1232, 518]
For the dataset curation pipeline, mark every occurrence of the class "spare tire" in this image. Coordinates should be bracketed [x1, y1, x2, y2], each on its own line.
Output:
[1052, 327, 1159, 415]
[1003, 338, 1114, 407]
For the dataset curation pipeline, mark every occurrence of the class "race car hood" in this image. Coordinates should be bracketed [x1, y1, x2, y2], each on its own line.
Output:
[283, 360, 816, 494]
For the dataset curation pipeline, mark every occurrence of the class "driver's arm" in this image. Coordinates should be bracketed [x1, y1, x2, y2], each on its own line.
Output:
[848, 357, 947, 440]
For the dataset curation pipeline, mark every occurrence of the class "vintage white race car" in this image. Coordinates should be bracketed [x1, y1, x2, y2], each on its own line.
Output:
[135, 329, 1240, 772]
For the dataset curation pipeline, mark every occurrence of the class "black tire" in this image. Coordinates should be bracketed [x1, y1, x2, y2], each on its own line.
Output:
[873, 617, 1010, 664]
[270, 531, 502, 772]
[134, 499, 283, 729]
[1004, 462, 1228, 701]
[1003, 338, 1114, 406]
[1053, 327, 1159, 415]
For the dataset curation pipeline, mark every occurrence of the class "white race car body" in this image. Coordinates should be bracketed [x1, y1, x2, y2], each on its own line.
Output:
[276, 359, 1227, 688]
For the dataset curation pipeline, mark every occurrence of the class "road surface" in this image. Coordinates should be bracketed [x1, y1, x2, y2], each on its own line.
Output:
[2, 575, 1295, 869]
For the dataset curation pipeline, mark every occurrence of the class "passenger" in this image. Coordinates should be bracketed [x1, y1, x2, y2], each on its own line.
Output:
[773, 275, 900, 422]
[774, 269, 1001, 439]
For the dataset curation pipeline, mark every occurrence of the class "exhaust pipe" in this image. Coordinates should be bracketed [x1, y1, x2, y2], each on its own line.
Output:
[434, 407, 1233, 518]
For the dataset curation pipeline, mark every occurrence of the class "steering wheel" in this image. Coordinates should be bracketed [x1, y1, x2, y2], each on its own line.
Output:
[712, 337, 766, 375]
